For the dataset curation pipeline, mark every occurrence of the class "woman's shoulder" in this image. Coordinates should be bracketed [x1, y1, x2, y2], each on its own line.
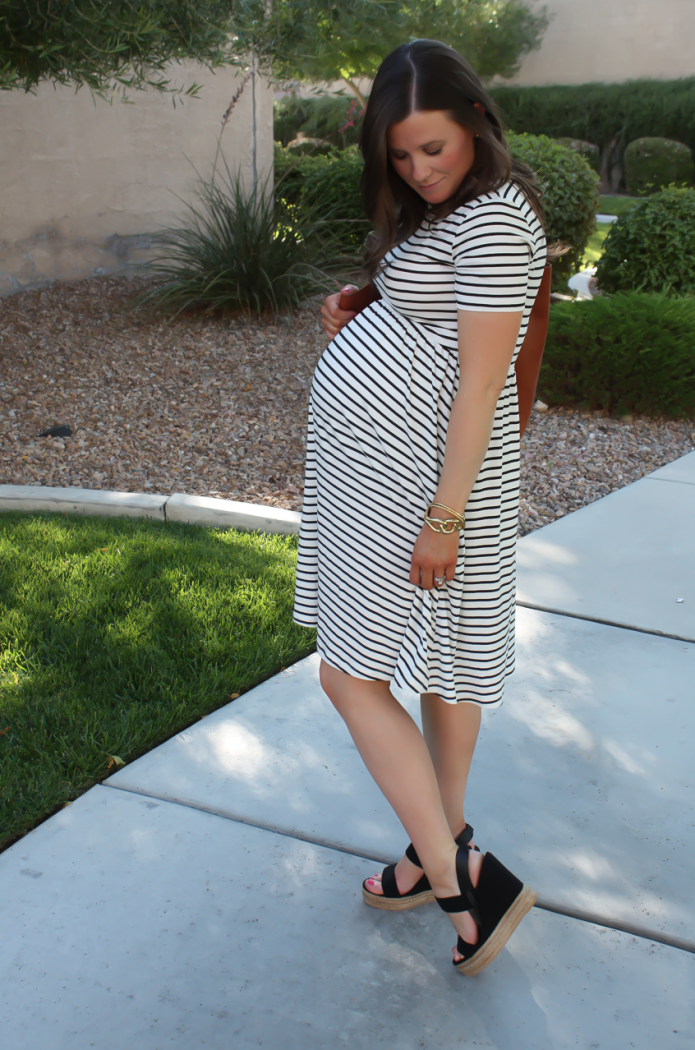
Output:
[442, 182, 541, 233]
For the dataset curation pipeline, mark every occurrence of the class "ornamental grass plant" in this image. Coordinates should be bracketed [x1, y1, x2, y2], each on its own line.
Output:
[139, 161, 360, 316]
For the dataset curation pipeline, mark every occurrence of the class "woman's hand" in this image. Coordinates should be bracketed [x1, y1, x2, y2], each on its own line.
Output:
[410, 522, 460, 590]
[321, 286, 358, 340]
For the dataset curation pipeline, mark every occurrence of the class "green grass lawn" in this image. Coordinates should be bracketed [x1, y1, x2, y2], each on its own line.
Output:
[598, 195, 641, 216]
[581, 196, 641, 269]
[582, 221, 612, 268]
[0, 512, 315, 851]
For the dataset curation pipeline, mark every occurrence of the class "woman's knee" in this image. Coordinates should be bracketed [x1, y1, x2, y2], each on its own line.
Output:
[319, 659, 389, 713]
[319, 659, 341, 703]
[319, 659, 359, 712]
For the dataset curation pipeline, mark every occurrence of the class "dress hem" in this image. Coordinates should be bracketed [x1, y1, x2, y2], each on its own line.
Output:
[316, 645, 507, 709]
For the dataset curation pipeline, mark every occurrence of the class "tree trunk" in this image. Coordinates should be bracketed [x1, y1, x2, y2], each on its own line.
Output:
[342, 76, 366, 109]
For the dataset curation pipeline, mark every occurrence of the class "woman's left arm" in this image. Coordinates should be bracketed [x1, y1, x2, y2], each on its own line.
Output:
[409, 308, 523, 590]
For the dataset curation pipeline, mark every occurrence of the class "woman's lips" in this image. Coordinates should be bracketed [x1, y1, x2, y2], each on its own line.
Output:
[418, 177, 445, 192]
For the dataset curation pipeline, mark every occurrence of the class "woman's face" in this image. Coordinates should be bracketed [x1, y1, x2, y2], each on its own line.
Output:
[387, 109, 479, 204]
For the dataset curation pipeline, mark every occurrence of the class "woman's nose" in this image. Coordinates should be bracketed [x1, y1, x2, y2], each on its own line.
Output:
[411, 160, 432, 184]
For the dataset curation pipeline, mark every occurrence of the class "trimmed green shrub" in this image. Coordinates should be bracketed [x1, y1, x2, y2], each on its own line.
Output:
[624, 137, 694, 195]
[490, 79, 695, 190]
[292, 146, 364, 220]
[506, 133, 600, 280]
[596, 187, 695, 296]
[275, 144, 368, 247]
[539, 293, 695, 418]
[554, 138, 600, 173]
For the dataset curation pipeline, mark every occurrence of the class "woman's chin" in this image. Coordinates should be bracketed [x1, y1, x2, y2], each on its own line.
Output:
[417, 185, 452, 205]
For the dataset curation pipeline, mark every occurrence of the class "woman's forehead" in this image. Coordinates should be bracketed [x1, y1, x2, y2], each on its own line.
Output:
[387, 110, 464, 148]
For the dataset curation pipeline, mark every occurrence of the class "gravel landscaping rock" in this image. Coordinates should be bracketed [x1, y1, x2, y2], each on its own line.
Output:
[1, 276, 693, 534]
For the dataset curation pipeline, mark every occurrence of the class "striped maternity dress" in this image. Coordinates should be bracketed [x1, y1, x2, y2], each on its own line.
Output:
[293, 181, 546, 706]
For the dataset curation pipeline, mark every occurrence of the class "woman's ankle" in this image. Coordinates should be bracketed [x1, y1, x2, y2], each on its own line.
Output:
[430, 843, 482, 898]
[426, 843, 461, 898]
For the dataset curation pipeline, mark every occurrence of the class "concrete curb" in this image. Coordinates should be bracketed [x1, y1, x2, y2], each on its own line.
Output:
[0, 484, 301, 536]
[567, 267, 596, 300]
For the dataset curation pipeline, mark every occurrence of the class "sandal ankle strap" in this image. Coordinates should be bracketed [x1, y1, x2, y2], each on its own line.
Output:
[434, 847, 481, 927]
[405, 824, 474, 869]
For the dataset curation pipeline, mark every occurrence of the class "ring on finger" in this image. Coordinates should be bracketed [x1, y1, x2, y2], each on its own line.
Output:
[433, 574, 446, 587]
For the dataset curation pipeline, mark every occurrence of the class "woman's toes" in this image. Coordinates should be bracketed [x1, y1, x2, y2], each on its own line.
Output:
[365, 876, 384, 895]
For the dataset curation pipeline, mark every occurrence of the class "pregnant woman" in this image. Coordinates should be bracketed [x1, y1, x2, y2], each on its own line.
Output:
[293, 39, 547, 975]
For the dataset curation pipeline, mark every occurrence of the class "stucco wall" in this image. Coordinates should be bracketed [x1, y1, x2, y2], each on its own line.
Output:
[508, 0, 695, 86]
[0, 64, 273, 296]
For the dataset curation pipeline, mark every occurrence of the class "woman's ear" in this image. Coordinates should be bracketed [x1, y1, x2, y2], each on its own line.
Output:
[474, 102, 485, 117]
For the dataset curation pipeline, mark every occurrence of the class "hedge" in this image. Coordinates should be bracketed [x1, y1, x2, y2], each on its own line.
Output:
[276, 135, 599, 278]
[490, 78, 695, 190]
[539, 293, 695, 418]
[596, 187, 695, 296]
[624, 137, 694, 196]
[275, 82, 695, 191]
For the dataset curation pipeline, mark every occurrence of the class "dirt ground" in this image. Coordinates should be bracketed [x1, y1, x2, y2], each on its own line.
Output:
[1, 276, 693, 534]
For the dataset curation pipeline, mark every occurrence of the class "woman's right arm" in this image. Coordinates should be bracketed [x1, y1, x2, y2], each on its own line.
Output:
[321, 286, 358, 340]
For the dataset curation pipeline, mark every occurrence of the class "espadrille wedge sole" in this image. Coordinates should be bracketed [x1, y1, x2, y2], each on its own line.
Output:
[454, 882, 538, 976]
[361, 873, 434, 911]
[362, 824, 476, 911]
[436, 850, 537, 977]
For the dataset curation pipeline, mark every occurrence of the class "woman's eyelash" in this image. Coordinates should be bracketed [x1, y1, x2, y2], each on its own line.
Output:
[392, 147, 444, 160]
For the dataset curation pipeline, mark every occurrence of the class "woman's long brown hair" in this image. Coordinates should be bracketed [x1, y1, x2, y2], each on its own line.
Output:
[360, 39, 544, 278]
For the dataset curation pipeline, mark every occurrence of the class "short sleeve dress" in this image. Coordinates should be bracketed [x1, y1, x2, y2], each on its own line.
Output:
[293, 182, 546, 706]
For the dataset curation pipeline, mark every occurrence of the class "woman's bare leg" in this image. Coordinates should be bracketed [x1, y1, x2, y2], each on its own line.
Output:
[320, 660, 482, 947]
[367, 692, 481, 896]
[421, 693, 481, 832]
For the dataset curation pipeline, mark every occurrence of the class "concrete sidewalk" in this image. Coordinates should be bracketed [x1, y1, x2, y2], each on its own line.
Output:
[2, 454, 694, 1048]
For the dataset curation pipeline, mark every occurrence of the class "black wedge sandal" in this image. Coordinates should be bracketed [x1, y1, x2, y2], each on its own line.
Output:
[362, 824, 477, 912]
[435, 846, 538, 977]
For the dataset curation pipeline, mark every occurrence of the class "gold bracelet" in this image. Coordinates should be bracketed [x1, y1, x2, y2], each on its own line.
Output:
[425, 502, 465, 533]
[424, 515, 461, 534]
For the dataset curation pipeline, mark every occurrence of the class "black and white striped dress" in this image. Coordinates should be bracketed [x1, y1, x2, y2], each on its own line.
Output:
[294, 182, 546, 705]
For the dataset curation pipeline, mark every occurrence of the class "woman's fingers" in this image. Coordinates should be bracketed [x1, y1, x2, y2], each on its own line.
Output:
[410, 525, 459, 589]
[324, 291, 356, 318]
[418, 567, 452, 590]
[410, 560, 455, 590]
[321, 291, 356, 340]
[432, 566, 449, 588]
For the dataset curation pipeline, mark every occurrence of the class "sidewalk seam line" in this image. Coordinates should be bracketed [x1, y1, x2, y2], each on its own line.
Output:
[102, 782, 695, 956]
[515, 601, 694, 644]
[645, 476, 695, 488]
